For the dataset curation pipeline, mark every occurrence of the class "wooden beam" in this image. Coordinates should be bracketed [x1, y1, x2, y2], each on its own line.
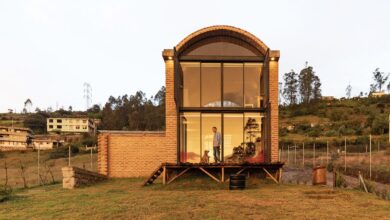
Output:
[162, 166, 166, 185]
[263, 168, 279, 184]
[199, 167, 221, 183]
[167, 168, 191, 185]
[221, 167, 225, 182]
[278, 168, 283, 183]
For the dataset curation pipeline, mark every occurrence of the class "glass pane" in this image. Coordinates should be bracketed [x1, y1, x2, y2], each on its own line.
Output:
[244, 63, 262, 108]
[223, 63, 243, 107]
[201, 113, 221, 163]
[180, 112, 201, 163]
[201, 63, 221, 107]
[244, 113, 264, 163]
[223, 114, 244, 163]
[183, 37, 260, 57]
[181, 62, 200, 107]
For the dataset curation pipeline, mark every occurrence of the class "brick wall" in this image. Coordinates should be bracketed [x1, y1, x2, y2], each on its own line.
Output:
[98, 50, 177, 178]
[269, 56, 279, 162]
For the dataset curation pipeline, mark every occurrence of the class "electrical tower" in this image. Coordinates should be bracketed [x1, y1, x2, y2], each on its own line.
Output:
[83, 82, 92, 110]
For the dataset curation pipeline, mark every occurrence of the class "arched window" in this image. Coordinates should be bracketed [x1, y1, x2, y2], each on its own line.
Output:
[181, 36, 262, 58]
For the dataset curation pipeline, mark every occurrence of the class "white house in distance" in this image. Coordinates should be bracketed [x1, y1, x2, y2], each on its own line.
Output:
[47, 117, 95, 134]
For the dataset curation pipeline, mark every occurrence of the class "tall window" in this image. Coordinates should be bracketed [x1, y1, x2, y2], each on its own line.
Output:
[181, 62, 262, 108]
[181, 62, 200, 107]
[244, 63, 262, 108]
[223, 63, 243, 107]
[201, 63, 221, 107]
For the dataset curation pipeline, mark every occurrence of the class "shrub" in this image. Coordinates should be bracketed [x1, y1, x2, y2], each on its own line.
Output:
[49, 145, 79, 159]
[324, 129, 338, 137]
[335, 172, 347, 188]
[0, 185, 12, 203]
[0, 151, 5, 158]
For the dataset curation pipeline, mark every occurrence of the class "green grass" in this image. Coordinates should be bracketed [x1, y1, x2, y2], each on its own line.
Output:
[0, 178, 389, 219]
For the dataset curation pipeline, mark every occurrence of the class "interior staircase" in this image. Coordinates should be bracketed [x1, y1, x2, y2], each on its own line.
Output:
[142, 164, 164, 186]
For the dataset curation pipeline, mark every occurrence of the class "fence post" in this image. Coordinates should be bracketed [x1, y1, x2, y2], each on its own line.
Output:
[68, 145, 71, 167]
[90, 147, 93, 170]
[302, 142, 305, 167]
[369, 135, 372, 180]
[323, 141, 328, 166]
[378, 141, 380, 152]
[287, 145, 290, 164]
[37, 146, 40, 185]
[344, 137, 347, 172]
[294, 144, 297, 164]
[313, 143, 316, 167]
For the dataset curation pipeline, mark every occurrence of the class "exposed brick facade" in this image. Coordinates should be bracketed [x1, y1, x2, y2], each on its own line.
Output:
[98, 26, 280, 177]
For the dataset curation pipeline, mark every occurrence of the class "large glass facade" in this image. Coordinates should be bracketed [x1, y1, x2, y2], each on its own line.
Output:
[181, 62, 200, 107]
[223, 64, 243, 107]
[179, 112, 263, 163]
[201, 63, 221, 107]
[223, 114, 244, 162]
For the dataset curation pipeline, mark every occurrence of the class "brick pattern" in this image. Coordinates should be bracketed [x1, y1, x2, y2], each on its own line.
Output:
[62, 166, 107, 189]
[269, 60, 279, 162]
[176, 25, 269, 55]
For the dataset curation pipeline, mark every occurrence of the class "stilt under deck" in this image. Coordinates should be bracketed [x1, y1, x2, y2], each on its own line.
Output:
[143, 162, 284, 186]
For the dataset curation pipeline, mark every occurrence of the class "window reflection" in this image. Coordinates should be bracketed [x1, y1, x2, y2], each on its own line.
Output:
[223, 114, 244, 162]
[201, 63, 221, 107]
[181, 62, 200, 107]
[223, 63, 243, 107]
[180, 113, 200, 163]
[244, 63, 262, 108]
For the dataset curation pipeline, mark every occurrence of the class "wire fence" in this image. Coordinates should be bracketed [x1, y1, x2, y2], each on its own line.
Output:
[279, 135, 390, 184]
[0, 146, 98, 189]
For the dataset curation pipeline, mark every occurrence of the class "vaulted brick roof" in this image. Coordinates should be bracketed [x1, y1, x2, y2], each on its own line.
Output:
[175, 25, 269, 55]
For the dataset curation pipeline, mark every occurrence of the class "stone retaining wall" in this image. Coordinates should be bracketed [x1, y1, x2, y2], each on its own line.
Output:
[62, 166, 107, 189]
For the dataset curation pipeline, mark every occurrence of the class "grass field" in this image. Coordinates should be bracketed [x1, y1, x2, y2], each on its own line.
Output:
[1, 178, 389, 220]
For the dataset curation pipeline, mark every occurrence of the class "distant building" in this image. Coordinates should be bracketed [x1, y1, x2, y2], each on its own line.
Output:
[32, 134, 64, 150]
[47, 118, 95, 134]
[321, 96, 335, 101]
[0, 126, 33, 151]
[370, 91, 386, 98]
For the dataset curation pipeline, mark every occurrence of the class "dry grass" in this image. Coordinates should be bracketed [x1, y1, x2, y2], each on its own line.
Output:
[0, 178, 389, 219]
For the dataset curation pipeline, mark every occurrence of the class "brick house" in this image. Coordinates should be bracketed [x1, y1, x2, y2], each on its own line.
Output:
[98, 25, 280, 177]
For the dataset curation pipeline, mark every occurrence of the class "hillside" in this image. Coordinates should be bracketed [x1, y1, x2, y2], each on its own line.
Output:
[1, 178, 389, 219]
[280, 95, 390, 147]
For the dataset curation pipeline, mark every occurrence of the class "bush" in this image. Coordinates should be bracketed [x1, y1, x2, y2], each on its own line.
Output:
[324, 130, 338, 137]
[335, 172, 347, 188]
[0, 151, 5, 158]
[0, 185, 12, 203]
[49, 145, 79, 159]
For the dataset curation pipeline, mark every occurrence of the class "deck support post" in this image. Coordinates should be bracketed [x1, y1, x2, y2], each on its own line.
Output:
[221, 167, 225, 182]
[199, 167, 221, 183]
[263, 168, 279, 184]
[167, 168, 191, 185]
[162, 166, 166, 185]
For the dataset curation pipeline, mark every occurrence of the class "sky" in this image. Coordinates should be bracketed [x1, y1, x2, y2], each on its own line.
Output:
[0, 0, 389, 112]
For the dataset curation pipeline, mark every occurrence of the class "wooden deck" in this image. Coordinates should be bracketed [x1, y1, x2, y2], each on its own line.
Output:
[143, 162, 284, 186]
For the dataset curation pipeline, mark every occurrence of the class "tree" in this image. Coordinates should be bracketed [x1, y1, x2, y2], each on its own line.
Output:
[282, 70, 299, 105]
[346, 84, 352, 98]
[23, 112, 48, 134]
[68, 106, 73, 112]
[370, 84, 377, 93]
[298, 62, 322, 104]
[372, 68, 388, 92]
[24, 98, 32, 113]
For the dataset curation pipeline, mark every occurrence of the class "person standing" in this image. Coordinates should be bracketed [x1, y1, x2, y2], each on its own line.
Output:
[212, 126, 221, 163]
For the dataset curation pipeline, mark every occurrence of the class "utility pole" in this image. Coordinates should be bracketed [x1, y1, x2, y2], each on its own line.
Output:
[302, 142, 305, 167]
[83, 82, 92, 110]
